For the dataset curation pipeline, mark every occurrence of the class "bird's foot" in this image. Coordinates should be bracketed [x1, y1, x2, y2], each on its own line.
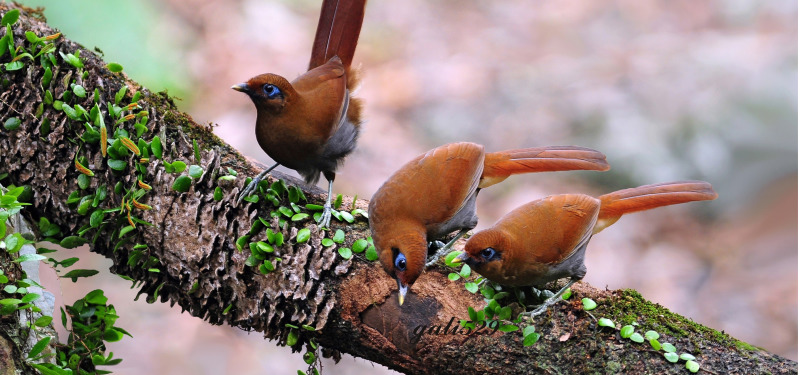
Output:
[427, 240, 446, 254]
[318, 203, 333, 229]
[236, 174, 264, 205]
[521, 303, 551, 319]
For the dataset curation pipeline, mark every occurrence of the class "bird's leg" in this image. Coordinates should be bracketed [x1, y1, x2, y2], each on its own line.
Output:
[318, 177, 335, 229]
[521, 280, 576, 319]
[237, 163, 280, 205]
[425, 228, 470, 267]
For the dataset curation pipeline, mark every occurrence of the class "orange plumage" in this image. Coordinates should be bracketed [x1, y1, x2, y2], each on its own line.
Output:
[368, 142, 610, 304]
[233, 0, 367, 228]
[456, 181, 717, 315]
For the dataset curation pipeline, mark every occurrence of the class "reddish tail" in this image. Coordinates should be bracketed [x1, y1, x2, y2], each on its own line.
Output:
[479, 146, 610, 188]
[595, 181, 718, 233]
[308, 0, 368, 71]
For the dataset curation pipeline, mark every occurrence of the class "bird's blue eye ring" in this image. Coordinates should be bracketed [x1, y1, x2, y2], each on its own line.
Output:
[480, 247, 496, 260]
[394, 252, 407, 271]
[263, 84, 282, 99]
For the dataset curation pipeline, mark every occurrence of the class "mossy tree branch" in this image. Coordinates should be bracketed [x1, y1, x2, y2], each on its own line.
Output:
[0, 4, 795, 374]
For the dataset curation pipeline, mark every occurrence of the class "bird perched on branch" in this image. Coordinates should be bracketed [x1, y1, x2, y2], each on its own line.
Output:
[454, 180, 718, 317]
[369, 142, 610, 305]
[232, 0, 367, 228]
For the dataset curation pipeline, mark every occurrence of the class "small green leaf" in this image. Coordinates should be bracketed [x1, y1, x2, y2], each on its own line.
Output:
[332, 229, 345, 244]
[72, 84, 86, 98]
[464, 282, 479, 294]
[107, 62, 123, 72]
[172, 175, 192, 192]
[686, 360, 700, 373]
[278, 206, 293, 217]
[188, 165, 203, 179]
[523, 332, 541, 346]
[1, 9, 20, 26]
[63, 269, 99, 282]
[352, 239, 368, 253]
[333, 194, 343, 209]
[296, 228, 311, 243]
[287, 329, 298, 347]
[444, 251, 461, 267]
[119, 225, 135, 238]
[223, 304, 232, 315]
[59, 236, 86, 249]
[661, 342, 677, 353]
[3, 285, 16, 293]
[338, 247, 352, 259]
[629, 332, 644, 343]
[459, 264, 471, 278]
[213, 187, 223, 201]
[664, 352, 679, 363]
[151, 136, 163, 159]
[3, 117, 20, 130]
[597, 318, 614, 328]
[21, 293, 41, 303]
[680, 353, 696, 361]
[581, 297, 597, 311]
[365, 245, 378, 261]
[644, 330, 660, 341]
[620, 325, 635, 338]
[339, 211, 354, 223]
[561, 288, 572, 300]
[27, 336, 50, 359]
[235, 235, 250, 252]
[193, 139, 200, 163]
[0, 298, 22, 306]
[256, 241, 274, 254]
[291, 213, 309, 221]
[108, 159, 127, 171]
[90, 209, 105, 228]
[14, 253, 46, 263]
[649, 339, 661, 350]
[171, 160, 187, 173]
[498, 324, 519, 332]
[305, 204, 324, 211]
[447, 273, 460, 281]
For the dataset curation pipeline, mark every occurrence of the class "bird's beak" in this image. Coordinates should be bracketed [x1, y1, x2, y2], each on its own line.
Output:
[397, 279, 408, 306]
[231, 83, 249, 93]
[451, 251, 468, 264]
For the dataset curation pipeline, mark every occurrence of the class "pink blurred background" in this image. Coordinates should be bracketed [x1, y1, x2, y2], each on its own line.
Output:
[18, 0, 797, 373]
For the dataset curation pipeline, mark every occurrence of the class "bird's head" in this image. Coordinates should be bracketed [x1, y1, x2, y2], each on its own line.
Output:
[453, 229, 506, 277]
[232, 73, 295, 114]
[376, 232, 427, 306]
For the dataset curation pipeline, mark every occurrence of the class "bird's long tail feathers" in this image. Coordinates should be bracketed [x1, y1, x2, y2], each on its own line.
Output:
[595, 181, 718, 233]
[308, 0, 368, 71]
[480, 146, 610, 188]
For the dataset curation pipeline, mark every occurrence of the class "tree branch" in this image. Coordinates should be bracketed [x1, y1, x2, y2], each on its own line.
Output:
[0, 4, 795, 374]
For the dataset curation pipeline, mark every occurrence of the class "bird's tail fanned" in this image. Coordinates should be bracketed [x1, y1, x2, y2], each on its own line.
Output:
[595, 181, 718, 233]
[308, 0, 368, 71]
[480, 146, 610, 188]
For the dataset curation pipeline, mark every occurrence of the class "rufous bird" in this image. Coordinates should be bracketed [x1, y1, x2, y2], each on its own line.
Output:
[232, 0, 367, 228]
[368, 142, 610, 305]
[454, 180, 718, 317]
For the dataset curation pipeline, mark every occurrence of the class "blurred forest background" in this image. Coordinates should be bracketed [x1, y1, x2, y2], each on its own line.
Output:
[14, 0, 797, 373]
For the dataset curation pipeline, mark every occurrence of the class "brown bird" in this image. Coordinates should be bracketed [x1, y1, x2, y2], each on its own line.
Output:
[454, 181, 718, 316]
[368, 142, 610, 305]
[232, 0, 367, 228]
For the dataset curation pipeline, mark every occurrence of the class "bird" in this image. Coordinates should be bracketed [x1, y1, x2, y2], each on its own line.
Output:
[368, 142, 611, 305]
[453, 180, 718, 317]
[232, 0, 367, 228]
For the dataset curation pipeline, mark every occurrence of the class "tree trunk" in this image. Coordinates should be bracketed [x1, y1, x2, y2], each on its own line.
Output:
[0, 4, 795, 374]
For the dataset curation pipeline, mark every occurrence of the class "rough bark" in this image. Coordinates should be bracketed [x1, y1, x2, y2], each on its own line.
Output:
[0, 4, 796, 374]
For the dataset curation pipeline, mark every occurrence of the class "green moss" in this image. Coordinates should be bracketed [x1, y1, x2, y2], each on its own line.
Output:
[602, 289, 758, 354]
